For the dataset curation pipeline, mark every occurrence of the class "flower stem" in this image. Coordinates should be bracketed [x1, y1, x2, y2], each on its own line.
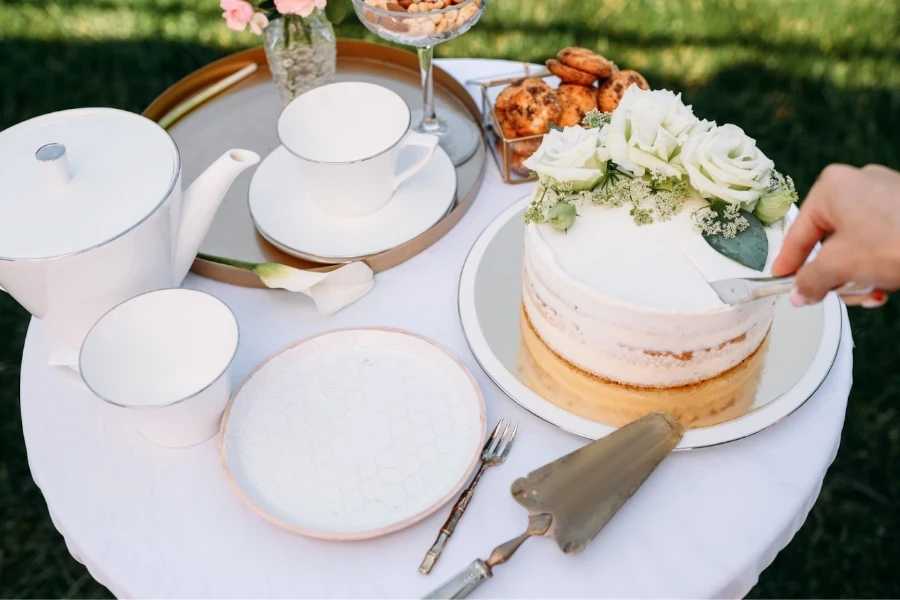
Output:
[196, 252, 260, 271]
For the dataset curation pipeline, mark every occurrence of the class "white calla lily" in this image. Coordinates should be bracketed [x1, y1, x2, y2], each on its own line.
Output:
[198, 254, 374, 315]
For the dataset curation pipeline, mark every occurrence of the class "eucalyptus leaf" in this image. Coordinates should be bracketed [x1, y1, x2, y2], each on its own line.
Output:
[702, 207, 768, 271]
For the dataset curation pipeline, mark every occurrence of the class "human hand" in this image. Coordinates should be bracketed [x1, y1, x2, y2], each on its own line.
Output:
[771, 164, 900, 308]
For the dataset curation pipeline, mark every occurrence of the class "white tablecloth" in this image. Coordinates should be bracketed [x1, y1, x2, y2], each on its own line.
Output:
[19, 59, 852, 599]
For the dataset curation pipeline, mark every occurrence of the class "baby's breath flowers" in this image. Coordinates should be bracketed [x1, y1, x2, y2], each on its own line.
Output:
[629, 206, 654, 226]
[582, 109, 611, 130]
[692, 202, 749, 239]
[524, 163, 691, 229]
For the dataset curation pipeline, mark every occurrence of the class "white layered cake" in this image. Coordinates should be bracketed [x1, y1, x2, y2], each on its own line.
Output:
[522, 198, 786, 389]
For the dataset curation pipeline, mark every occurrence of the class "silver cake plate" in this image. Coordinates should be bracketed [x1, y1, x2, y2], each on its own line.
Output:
[458, 198, 842, 450]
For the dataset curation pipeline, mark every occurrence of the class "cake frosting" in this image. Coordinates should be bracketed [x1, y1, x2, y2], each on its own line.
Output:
[522, 198, 785, 389]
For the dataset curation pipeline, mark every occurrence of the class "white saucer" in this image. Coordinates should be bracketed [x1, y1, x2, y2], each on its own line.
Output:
[458, 198, 842, 450]
[219, 328, 486, 540]
[249, 145, 457, 263]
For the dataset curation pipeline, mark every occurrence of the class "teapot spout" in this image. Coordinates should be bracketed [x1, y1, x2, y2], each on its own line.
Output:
[174, 149, 259, 283]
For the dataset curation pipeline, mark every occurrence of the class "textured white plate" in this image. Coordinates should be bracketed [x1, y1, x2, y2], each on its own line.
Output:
[458, 198, 842, 450]
[220, 328, 486, 540]
[249, 145, 457, 262]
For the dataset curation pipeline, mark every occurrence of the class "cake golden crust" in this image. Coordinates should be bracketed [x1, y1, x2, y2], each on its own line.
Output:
[519, 305, 766, 429]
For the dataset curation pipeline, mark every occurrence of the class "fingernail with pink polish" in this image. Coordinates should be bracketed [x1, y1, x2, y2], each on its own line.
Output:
[790, 288, 808, 308]
[862, 290, 887, 309]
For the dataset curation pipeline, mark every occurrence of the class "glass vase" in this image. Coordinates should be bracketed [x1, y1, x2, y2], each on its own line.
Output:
[264, 9, 337, 105]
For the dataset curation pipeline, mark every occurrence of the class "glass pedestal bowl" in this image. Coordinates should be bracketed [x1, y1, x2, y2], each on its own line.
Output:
[352, 0, 487, 165]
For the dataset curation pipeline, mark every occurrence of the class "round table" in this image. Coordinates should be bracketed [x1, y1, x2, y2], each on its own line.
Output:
[20, 59, 852, 599]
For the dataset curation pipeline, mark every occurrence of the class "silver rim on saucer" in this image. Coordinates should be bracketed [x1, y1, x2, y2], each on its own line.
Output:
[458, 198, 843, 451]
[248, 146, 458, 264]
[253, 194, 458, 265]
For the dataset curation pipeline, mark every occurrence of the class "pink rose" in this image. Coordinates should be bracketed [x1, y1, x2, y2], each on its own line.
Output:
[248, 12, 269, 35]
[274, 0, 326, 17]
[220, 0, 254, 31]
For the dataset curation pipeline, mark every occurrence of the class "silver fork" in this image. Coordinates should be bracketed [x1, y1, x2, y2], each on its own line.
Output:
[419, 418, 518, 575]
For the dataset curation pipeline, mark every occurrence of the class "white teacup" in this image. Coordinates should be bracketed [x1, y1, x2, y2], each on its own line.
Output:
[79, 289, 239, 448]
[277, 81, 439, 218]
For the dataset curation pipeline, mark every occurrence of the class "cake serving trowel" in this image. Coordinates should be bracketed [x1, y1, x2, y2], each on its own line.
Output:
[422, 412, 684, 600]
[709, 275, 874, 306]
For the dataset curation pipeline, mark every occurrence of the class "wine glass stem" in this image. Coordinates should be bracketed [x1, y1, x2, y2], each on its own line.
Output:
[417, 45, 441, 133]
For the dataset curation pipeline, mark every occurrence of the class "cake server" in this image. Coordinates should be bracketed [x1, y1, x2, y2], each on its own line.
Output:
[422, 412, 684, 600]
[709, 276, 874, 305]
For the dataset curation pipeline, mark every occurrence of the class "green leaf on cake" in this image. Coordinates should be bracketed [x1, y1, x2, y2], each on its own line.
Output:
[702, 206, 768, 271]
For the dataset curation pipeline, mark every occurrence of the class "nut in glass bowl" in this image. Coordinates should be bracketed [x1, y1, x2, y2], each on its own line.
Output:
[354, 0, 485, 46]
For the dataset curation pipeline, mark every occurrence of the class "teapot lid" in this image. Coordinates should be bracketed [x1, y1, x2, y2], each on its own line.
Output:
[0, 108, 178, 260]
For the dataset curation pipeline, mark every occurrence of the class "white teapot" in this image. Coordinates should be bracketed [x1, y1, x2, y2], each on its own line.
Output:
[0, 107, 259, 352]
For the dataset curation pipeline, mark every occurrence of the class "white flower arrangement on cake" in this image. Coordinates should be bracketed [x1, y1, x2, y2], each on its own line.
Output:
[523, 86, 798, 271]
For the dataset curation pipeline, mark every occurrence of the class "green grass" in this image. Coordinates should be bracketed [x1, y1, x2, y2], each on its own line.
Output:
[1, 0, 899, 597]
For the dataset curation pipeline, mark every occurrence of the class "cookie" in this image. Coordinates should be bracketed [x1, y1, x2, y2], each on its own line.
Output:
[505, 82, 562, 136]
[556, 84, 598, 128]
[494, 108, 518, 140]
[495, 80, 524, 112]
[495, 77, 548, 112]
[546, 59, 597, 86]
[557, 47, 615, 78]
[597, 69, 649, 112]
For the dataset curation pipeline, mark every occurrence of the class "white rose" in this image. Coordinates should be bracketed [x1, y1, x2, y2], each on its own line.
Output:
[605, 86, 713, 178]
[523, 125, 604, 190]
[679, 123, 774, 205]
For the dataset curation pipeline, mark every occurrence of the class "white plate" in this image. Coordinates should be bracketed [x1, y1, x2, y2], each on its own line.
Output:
[249, 145, 457, 262]
[458, 198, 842, 450]
[219, 328, 486, 540]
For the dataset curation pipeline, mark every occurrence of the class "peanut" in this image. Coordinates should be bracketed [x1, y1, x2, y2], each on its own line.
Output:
[459, 1, 477, 21]
[419, 18, 436, 34]
[403, 17, 421, 33]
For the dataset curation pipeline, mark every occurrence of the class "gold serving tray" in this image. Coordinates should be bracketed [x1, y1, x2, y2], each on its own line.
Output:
[143, 40, 487, 287]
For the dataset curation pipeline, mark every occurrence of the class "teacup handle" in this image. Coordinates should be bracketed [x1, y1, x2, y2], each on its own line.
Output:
[393, 131, 439, 191]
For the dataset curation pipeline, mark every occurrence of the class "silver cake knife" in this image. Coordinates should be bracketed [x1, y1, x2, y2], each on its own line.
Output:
[709, 276, 874, 306]
[422, 412, 683, 599]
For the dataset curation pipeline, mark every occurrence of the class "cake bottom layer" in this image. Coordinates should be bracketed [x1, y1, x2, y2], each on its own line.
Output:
[519, 306, 769, 429]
